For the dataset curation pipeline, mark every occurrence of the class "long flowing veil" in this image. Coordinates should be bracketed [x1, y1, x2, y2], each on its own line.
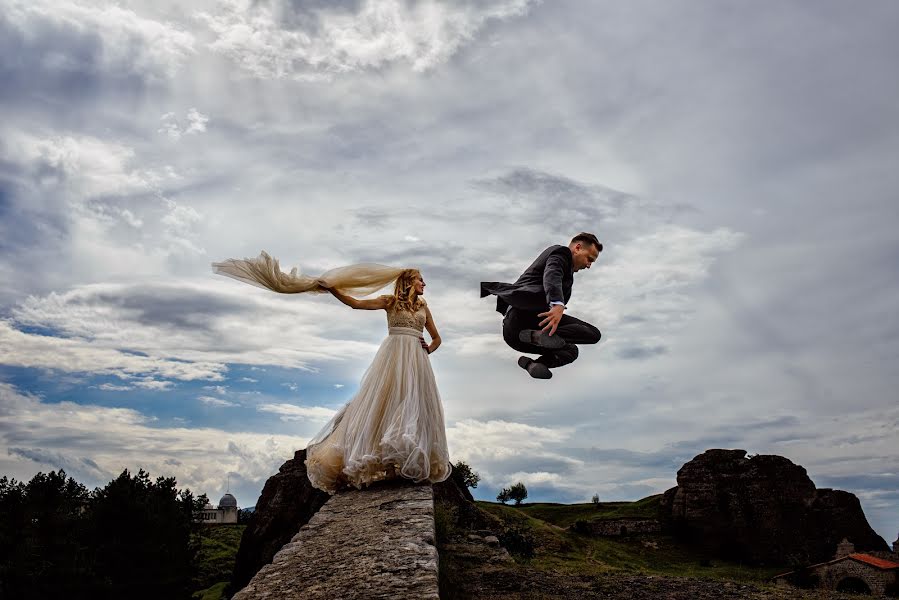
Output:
[212, 251, 406, 296]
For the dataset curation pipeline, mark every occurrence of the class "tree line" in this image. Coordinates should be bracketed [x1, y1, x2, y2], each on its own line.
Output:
[0, 468, 207, 600]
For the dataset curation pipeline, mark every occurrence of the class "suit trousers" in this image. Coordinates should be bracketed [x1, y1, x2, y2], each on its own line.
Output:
[502, 307, 601, 368]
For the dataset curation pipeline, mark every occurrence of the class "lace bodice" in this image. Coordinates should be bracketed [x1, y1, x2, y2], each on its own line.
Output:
[382, 296, 427, 332]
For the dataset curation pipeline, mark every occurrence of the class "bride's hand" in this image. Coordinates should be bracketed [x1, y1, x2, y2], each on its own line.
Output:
[419, 337, 430, 354]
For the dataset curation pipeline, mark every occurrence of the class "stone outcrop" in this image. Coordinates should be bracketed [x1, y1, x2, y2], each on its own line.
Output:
[229, 449, 329, 594]
[660, 449, 888, 564]
[572, 517, 662, 537]
[232, 480, 439, 600]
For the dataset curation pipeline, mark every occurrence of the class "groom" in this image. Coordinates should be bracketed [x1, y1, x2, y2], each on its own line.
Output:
[480, 233, 603, 379]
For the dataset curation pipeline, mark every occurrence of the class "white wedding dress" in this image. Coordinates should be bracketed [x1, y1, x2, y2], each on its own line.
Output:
[305, 296, 452, 493]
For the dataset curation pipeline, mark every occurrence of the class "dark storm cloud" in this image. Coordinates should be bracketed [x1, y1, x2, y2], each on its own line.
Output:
[11, 283, 253, 338]
[471, 167, 636, 224]
[8, 446, 112, 482]
[90, 286, 251, 333]
[0, 10, 150, 118]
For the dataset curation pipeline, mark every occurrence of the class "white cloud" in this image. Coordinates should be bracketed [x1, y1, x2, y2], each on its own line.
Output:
[0, 320, 226, 382]
[14, 132, 158, 199]
[198, 395, 239, 407]
[257, 403, 337, 422]
[158, 108, 210, 139]
[132, 379, 175, 391]
[97, 383, 132, 392]
[4, 0, 195, 79]
[446, 418, 572, 462]
[0, 129, 207, 284]
[199, 0, 537, 80]
[7, 281, 380, 376]
[0, 382, 307, 502]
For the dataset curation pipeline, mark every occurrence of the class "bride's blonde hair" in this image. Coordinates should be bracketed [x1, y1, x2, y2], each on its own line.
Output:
[388, 269, 424, 313]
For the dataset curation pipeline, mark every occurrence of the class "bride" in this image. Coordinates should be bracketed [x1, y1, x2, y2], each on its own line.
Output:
[212, 252, 452, 493]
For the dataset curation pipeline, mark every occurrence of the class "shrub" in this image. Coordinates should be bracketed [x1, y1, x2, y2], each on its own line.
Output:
[499, 524, 535, 559]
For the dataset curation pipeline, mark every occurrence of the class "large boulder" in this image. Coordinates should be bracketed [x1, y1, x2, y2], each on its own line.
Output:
[659, 449, 888, 564]
[228, 449, 329, 595]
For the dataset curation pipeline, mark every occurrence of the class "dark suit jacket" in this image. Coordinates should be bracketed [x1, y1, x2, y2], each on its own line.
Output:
[480, 245, 573, 315]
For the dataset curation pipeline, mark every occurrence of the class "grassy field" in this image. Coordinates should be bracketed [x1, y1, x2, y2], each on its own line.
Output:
[191, 524, 245, 599]
[475, 498, 784, 583]
[493, 494, 663, 528]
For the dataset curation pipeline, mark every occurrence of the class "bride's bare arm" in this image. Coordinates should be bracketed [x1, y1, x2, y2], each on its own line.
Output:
[325, 287, 389, 310]
[423, 305, 441, 354]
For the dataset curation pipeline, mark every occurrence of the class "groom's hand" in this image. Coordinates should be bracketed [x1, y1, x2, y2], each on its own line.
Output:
[538, 304, 565, 336]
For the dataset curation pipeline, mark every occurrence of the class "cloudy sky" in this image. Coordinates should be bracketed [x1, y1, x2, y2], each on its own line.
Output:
[1, 0, 897, 542]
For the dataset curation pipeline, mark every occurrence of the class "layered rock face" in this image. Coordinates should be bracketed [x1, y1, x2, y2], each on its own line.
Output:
[229, 449, 329, 594]
[660, 449, 888, 564]
[232, 481, 439, 600]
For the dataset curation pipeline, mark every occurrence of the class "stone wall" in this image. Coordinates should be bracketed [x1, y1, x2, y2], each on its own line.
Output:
[814, 559, 896, 596]
[774, 556, 899, 596]
[232, 481, 439, 600]
[572, 518, 661, 537]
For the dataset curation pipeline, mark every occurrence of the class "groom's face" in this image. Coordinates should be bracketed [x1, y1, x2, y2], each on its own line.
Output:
[572, 243, 600, 272]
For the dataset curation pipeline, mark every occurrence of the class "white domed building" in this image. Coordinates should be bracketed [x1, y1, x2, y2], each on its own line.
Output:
[198, 492, 239, 524]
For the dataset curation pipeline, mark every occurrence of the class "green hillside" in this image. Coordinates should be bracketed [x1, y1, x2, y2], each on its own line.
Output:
[191, 524, 245, 599]
[490, 494, 663, 528]
[472, 497, 783, 583]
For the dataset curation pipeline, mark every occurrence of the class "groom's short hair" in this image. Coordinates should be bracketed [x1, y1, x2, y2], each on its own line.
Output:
[571, 232, 603, 252]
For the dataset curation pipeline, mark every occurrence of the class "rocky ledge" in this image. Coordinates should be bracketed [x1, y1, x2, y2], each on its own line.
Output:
[232, 480, 439, 600]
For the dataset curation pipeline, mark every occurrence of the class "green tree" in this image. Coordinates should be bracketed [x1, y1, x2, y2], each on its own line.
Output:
[496, 488, 511, 504]
[0, 468, 207, 600]
[0, 470, 91, 599]
[88, 469, 206, 600]
[508, 482, 528, 506]
[238, 507, 255, 524]
[451, 460, 481, 490]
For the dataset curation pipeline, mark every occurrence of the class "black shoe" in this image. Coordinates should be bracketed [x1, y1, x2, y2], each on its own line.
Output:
[519, 329, 566, 350]
[518, 356, 552, 379]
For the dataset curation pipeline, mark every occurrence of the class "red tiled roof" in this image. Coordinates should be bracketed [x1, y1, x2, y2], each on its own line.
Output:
[849, 553, 899, 570]
[771, 553, 899, 580]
